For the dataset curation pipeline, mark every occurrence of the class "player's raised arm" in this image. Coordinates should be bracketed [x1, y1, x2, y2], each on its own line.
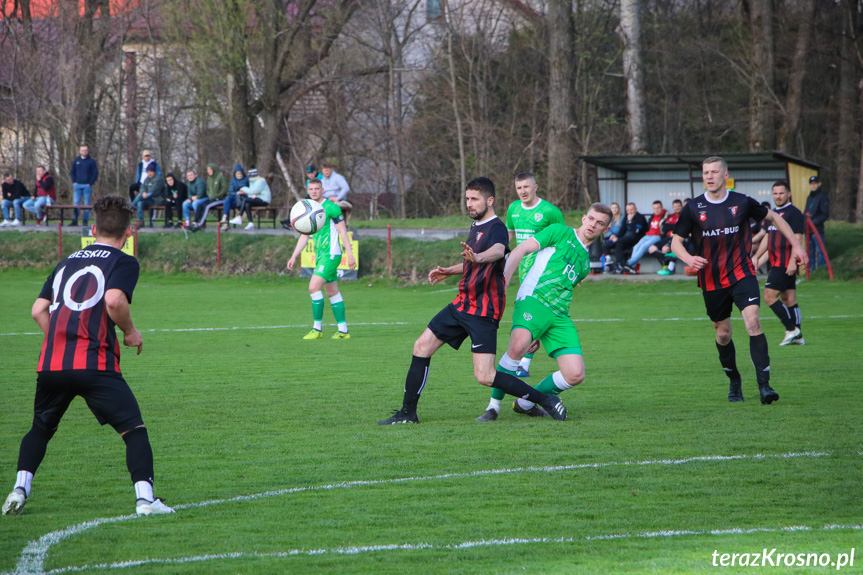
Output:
[287, 234, 310, 271]
[503, 238, 540, 288]
[763, 209, 809, 273]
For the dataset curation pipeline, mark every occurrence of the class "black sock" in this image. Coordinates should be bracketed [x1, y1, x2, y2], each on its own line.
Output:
[749, 333, 771, 387]
[651, 251, 666, 264]
[492, 371, 549, 404]
[769, 301, 796, 331]
[716, 340, 741, 381]
[123, 427, 155, 484]
[17, 422, 55, 473]
[788, 303, 801, 329]
[402, 355, 430, 412]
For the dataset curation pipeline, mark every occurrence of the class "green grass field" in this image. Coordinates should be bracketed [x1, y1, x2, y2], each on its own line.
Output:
[1, 270, 861, 574]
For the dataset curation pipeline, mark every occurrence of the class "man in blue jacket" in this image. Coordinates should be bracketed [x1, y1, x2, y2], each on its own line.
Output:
[804, 176, 829, 270]
[69, 145, 99, 226]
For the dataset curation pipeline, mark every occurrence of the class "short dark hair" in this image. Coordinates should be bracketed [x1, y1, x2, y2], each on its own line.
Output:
[93, 196, 133, 239]
[652, 200, 663, 206]
[772, 180, 790, 191]
[672, 199, 683, 205]
[2, 172, 11, 178]
[308, 178, 322, 186]
[588, 203, 613, 220]
[466, 177, 496, 200]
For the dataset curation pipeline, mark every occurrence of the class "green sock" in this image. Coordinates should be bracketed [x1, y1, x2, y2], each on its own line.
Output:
[331, 299, 346, 325]
[312, 297, 324, 323]
[490, 387, 506, 401]
[524, 352, 534, 360]
[535, 373, 563, 396]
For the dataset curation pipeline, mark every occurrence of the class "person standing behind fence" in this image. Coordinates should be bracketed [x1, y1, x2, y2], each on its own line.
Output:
[804, 175, 829, 270]
[23, 166, 56, 226]
[69, 145, 98, 227]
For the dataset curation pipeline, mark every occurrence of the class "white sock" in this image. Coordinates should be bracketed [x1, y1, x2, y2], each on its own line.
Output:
[134, 481, 154, 502]
[15, 471, 33, 497]
[520, 356, 533, 370]
[337, 322, 348, 334]
[498, 353, 521, 373]
[487, 398, 502, 412]
[552, 370, 573, 391]
[516, 397, 535, 410]
[668, 261, 676, 272]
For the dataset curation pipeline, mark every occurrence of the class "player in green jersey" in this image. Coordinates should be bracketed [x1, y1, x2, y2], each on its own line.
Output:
[476, 203, 612, 422]
[504, 172, 564, 377]
[287, 178, 357, 339]
[477, 173, 564, 421]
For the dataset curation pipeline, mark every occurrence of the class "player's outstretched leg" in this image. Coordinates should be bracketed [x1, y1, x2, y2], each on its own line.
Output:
[492, 370, 566, 421]
[329, 291, 350, 339]
[124, 427, 175, 516]
[716, 340, 743, 402]
[378, 355, 429, 425]
[750, 334, 778, 404]
[478, 354, 519, 422]
[513, 370, 576, 417]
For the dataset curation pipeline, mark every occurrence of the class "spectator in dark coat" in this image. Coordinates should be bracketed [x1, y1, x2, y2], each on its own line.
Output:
[1, 173, 30, 226]
[804, 175, 829, 270]
[611, 202, 648, 274]
[69, 145, 98, 226]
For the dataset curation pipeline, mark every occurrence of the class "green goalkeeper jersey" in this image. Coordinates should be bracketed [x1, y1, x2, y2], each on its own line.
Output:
[313, 199, 345, 260]
[506, 198, 565, 279]
[516, 224, 590, 317]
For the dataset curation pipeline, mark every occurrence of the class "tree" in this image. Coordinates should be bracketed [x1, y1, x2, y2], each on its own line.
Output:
[747, 0, 775, 151]
[546, 0, 575, 206]
[619, 0, 647, 153]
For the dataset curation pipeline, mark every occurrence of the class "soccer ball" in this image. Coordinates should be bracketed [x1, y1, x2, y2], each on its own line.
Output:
[290, 199, 326, 235]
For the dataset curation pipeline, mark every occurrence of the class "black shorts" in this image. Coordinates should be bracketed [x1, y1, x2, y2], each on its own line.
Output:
[33, 370, 144, 433]
[702, 276, 760, 323]
[427, 303, 499, 354]
[765, 267, 797, 293]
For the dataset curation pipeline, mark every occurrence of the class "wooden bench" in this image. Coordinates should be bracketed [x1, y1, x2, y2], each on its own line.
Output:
[43, 204, 92, 225]
[42, 203, 281, 229]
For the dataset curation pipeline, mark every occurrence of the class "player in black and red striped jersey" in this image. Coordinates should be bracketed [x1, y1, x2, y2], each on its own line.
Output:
[3, 196, 174, 517]
[754, 181, 806, 346]
[378, 177, 567, 424]
[671, 157, 807, 405]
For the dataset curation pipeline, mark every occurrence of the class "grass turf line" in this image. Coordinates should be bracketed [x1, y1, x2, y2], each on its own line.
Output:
[0, 272, 861, 574]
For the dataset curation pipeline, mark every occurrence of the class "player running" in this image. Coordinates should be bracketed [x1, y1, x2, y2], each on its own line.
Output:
[477, 172, 564, 421]
[378, 177, 567, 425]
[475, 203, 612, 422]
[287, 178, 357, 339]
[671, 157, 807, 404]
[3, 196, 174, 517]
[754, 180, 806, 346]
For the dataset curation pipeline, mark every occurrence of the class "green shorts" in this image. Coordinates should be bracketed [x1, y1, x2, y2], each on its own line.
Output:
[511, 297, 582, 358]
[313, 254, 341, 283]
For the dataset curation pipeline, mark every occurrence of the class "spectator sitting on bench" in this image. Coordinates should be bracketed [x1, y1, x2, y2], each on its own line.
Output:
[602, 202, 622, 270]
[183, 169, 208, 229]
[189, 164, 225, 231]
[618, 200, 666, 274]
[610, 202, 647, 274]
[164, 173, 187, 228]
[131, 163, 167, 227]
[1, 172, 30, 227]
[651, 199, 683, 275]
[228, 167, 271, 230]
[220, 165, 248, 230]
[23, 166, 56, 226]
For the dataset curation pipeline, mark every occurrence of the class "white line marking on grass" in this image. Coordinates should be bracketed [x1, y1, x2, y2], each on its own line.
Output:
[43, 523, 863, 573]
[3, 314, 862, 338]
[6, 451, 836, 575]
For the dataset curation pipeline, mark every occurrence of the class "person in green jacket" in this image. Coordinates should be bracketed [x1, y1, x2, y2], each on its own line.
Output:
[189, 163, 226, 232]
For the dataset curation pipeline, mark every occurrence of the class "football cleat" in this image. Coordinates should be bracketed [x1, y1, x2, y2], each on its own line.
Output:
[136, 498, 175, 516]
[377, 409, 419, 425]
[790, 336, 805, 345]
[538, 396, 567, 421]
[302, 329, 323, 340]
[779, 328, 802, 347]
[2, 488, 27, 515]
[514, 367, 530, 378]
[728, 379, 744, 402]
[512, 401, 549, 417]
[657, 268, 672, 276]
[332, 332, 351, 339]
[759, 385, 779, 405]
[475, 408, 499, 422]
